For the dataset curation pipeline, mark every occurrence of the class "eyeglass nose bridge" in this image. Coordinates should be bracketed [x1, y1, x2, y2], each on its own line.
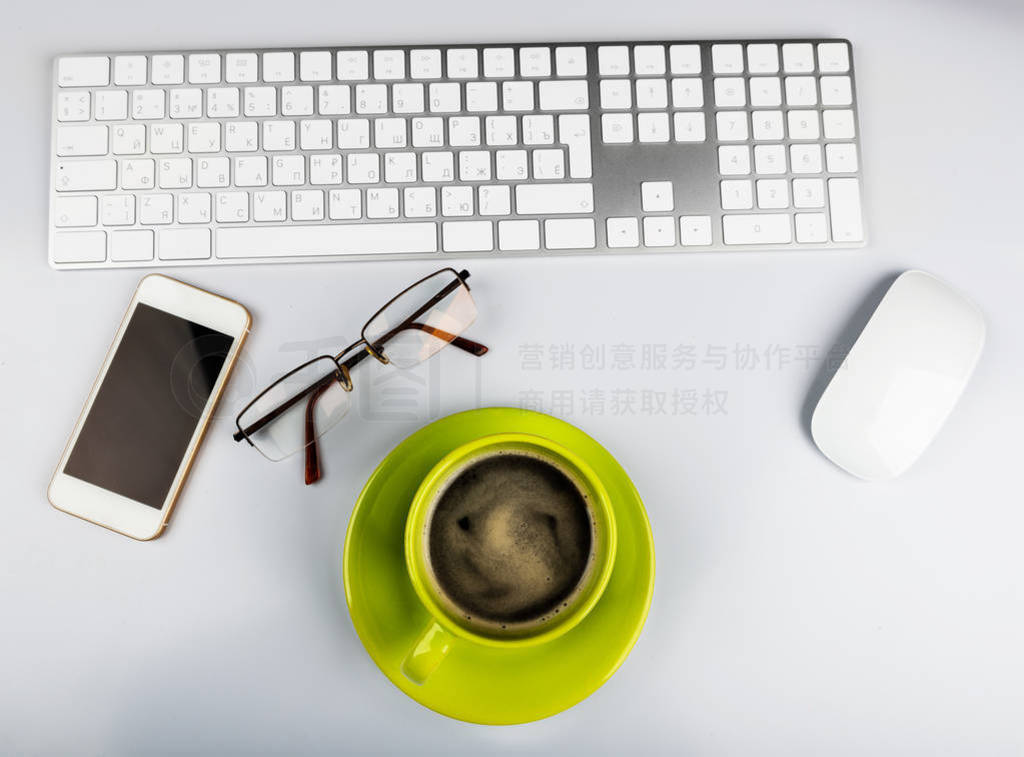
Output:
[363, 342, 391, 365]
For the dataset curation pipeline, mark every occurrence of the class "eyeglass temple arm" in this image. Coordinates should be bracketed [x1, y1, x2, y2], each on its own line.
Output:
[303, 383, 332, 485]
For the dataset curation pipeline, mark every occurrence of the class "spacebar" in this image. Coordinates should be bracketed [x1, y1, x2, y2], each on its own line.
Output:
[217, 223, 438, 258]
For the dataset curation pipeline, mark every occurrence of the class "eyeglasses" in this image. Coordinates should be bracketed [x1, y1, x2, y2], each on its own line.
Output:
[233, 268, 487, 484]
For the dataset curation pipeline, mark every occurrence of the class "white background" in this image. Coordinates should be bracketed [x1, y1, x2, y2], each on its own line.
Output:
[2, 0, 1023, 753]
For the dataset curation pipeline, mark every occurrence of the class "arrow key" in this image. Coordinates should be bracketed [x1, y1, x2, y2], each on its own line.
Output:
[641, 181, 674, 212]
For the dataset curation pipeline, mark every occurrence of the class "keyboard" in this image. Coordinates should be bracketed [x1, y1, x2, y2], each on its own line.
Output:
[49, 39, 865, 269]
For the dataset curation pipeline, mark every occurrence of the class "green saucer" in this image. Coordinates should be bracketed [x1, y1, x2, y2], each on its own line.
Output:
[342, 408, 655, 725]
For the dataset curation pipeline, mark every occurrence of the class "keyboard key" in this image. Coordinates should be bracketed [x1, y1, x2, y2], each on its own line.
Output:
[790, 144, 823, 173]
[637, 113, 670, 143]
[749, 77, 782, 106]
[58, 57, 109, 87]
[218, 223, 438, 256]
[101, 195, 135, 225]
[827, 178, 863, 242]
[160, 228, 211, 259]
[718, 145, 750, 175]
[826, 143, 858, 173]
[479, 186, 512, 218]
[411, 49, 442, 79]
[635, 79, 668, 109]
[263, 52, 295, 82]
[642, 216, 675, 247]
[602, 113, 633, 144]
[430, 82, 461, 112]
[746, 44, 779, 74]
[606, 217, 639, 248]
[722, 214, 792, 244]
[152, 55, 184, 84]
[641, 181, 674, 212]
[442, 186, 474, 215]
[792, 178, 825, 208]
[671, 79, 703, 108]
[716, 111, 748, 141]
[669, 45, 701, 75]
[545, 218, 595, 249]
[132, 89, 165, 119]
[673, 112, 706, 142]
[482, 48, 515, 78]
[502, 81, 533, 111]
[555, 47, 587, 77]
[751, 110, 784, 141]
[329, 189, 361, 219]
[756, 179, 789, 209]
[679, 215, 713, 245]
[446, 49, 478, 79]
[720, 179, 753, 210]
[110, 230, 154, 261]
[539, 80, 589, 110]
[225, 53, 258, 83]
[55, 160, 116, 191]
[531, 149, 563, 180]
[598, 46, 630, 76]
[140, 194, 173, 226]
[795, 212, 828, 243]
[374, 50, 405, 80]
[601, 80, 631, 109]
[56, 125, 107, 156]
[365, 188, 397, 219]
[516, 183, 594, 214]
[188, 54, 221, 84]
[820, 76, 853, 106]
[817, 42, 850, 73]
[754, 144, 786, 174]
[215, 192, 248, 222]
[782, 43, 814, 73]
[404, 187, 437, 217]
[465, 82, 497, 112]
[337, 51, 369, 80]
[53, 231, 105, 263]
[823, 109, 856, 139]
[300, 51, 332, 81]
[253, 190, 286, 221]
[633, 45, 666, 76]
[443, 220, 493, 251]
[558, 114, 592, 179]
[519, 47, 551, 77]
[714, 78, 746, 107]
[711, 44, 743, 73]
[54, 196, 98, 227]
[57, 92, 90, 122]
[113, 56, 147, 86]
[498, 219, 541, 250]
[787, 110, 820, 140]
[519, 116, 550, 151]
[785, 76, 817, 106]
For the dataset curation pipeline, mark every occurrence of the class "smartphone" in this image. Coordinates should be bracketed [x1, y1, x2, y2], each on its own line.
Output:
[48, 274, 250, 540]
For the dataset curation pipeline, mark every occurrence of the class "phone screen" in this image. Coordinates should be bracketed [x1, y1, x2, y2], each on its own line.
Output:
[64, 303, 235, 509]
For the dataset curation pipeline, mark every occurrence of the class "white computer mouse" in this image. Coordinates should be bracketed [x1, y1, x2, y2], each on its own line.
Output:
[811, 270, 986, 481]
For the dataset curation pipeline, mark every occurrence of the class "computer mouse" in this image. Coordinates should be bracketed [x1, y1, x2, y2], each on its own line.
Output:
[811, 270, 986, 481]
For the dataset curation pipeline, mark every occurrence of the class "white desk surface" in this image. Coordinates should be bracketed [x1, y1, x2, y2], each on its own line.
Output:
[3, 1, 1023, 753]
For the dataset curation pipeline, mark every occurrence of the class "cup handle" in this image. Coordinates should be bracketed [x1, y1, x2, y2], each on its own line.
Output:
[401, 620, 454, 685]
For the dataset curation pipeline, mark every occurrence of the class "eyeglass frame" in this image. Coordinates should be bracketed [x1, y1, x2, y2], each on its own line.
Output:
[232, 267, 487, 484]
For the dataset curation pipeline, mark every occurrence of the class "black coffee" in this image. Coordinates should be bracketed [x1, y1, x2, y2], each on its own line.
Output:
[425, 452, 594, 631]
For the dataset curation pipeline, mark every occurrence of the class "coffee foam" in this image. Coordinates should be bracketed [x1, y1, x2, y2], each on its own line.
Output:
[423, 449, 596, 634]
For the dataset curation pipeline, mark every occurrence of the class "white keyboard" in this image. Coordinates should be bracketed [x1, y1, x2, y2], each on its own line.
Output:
[49, 39, 865, 269]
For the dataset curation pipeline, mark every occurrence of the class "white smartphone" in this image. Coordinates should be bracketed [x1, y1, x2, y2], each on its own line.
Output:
[48, 274, 250, 540]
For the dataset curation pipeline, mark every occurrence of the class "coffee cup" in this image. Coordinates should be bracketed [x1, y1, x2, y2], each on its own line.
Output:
[402, 432, 617, 684]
